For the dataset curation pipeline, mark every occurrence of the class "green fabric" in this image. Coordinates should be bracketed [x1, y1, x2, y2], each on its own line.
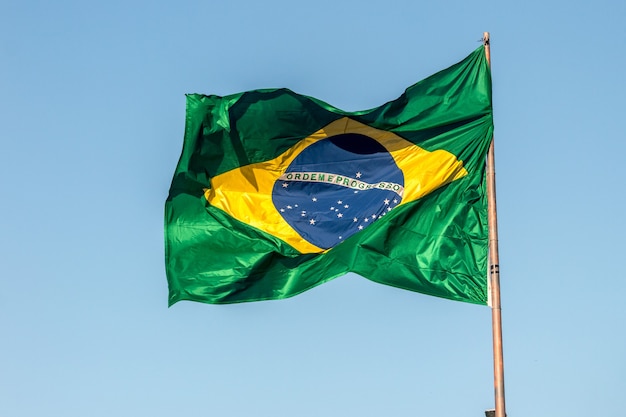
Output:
[165, 46, 493, 306]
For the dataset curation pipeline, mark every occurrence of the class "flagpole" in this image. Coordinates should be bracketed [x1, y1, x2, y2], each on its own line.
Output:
[483, 31, 507, 417]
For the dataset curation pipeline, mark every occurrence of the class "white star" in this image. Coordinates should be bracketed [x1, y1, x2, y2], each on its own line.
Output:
[312, 197, 317, 202]
[339, 236, 343, 240]
[354, 191, 359, 194]
[294, 204, 299, 208]
[364, 218, 369, 223]
[301, 212, 307, 217]
[337, 200, 343, 204]
[337, 213, 343, 218]
[393, 199, 398, 204]
[358, 225, 364, 230]
[330, 206, 335, 211]
[371, 214, 377, 219]
[309, 219, 316, 225]
[282, 183, 289, 188]
[287, 205, 292, 209]
[356, 172, 362, 178]
[344, 204, 349, 208]
[353, 218, 358, 222]
[384, 199, 390, 205]
[280, 208, 285, 212]
[387, 207, 392, 212]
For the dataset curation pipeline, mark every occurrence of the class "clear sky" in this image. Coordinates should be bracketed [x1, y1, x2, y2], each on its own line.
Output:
[2, 1, 625, 416]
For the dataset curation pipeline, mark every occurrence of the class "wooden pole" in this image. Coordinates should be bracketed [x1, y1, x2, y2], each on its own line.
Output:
[483, 31, 507, 417]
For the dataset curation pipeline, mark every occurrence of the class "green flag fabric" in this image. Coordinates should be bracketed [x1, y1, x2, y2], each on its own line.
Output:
[165, 46, 493, 306]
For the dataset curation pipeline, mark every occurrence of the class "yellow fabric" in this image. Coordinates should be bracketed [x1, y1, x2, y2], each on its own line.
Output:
[204, 117, 467, 253]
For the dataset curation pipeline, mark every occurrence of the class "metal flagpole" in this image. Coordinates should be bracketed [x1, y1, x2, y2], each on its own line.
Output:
[483, 31, 507, 417]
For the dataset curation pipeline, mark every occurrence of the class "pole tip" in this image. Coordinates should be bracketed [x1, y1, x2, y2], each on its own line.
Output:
[483, 32, 490, 45]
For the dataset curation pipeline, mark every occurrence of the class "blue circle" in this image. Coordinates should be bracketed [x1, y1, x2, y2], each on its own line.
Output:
[272, 133, 404, 250]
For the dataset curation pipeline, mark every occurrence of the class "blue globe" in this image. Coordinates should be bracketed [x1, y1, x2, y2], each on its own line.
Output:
[272, 133, 404, 250]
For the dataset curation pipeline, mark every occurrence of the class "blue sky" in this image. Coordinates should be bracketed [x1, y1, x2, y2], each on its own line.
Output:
[2, 1, 625, 416]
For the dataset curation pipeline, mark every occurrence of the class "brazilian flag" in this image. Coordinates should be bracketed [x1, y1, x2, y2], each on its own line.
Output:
[165, 46, 493, 306]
